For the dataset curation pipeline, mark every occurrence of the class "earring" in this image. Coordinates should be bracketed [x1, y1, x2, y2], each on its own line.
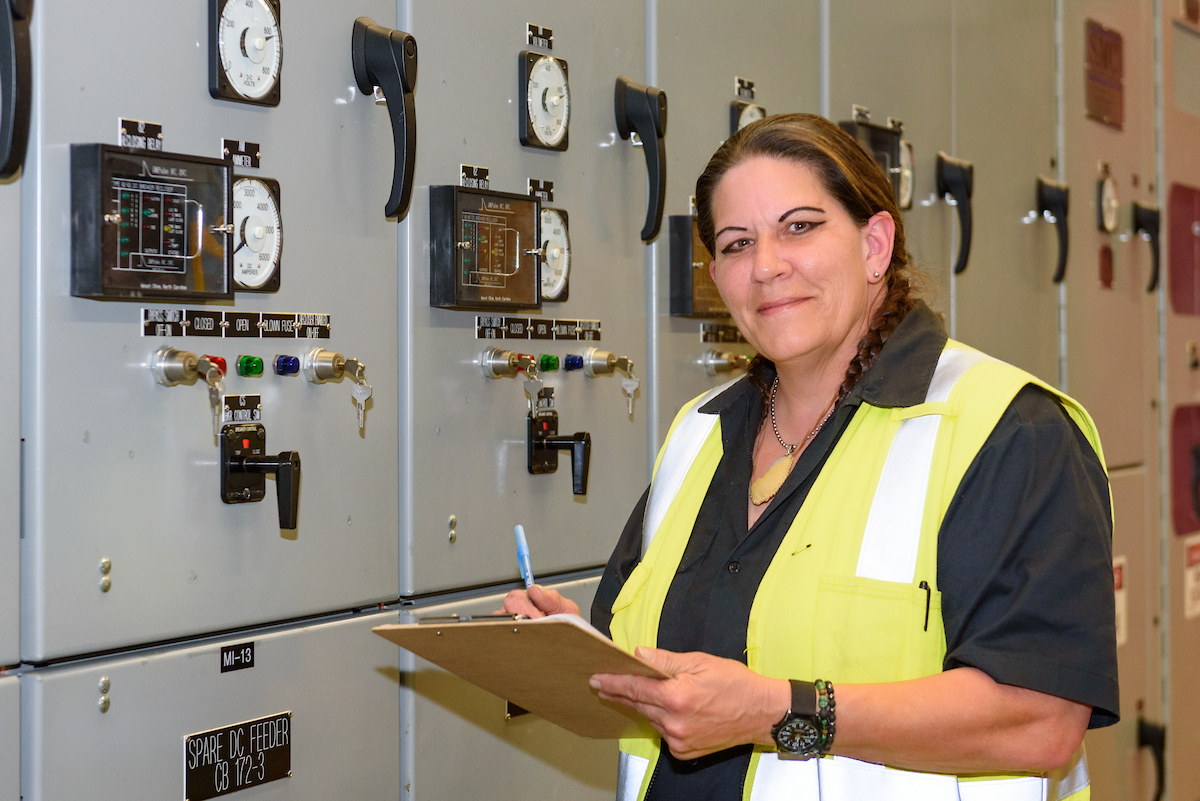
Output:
[873, 271, 880, 278]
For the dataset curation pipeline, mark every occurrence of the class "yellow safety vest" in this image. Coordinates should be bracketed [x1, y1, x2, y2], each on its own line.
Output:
[609, 342, 1104, 801]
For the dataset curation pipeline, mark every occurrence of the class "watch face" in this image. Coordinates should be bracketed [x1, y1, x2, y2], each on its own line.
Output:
[776, 718, 820, 754]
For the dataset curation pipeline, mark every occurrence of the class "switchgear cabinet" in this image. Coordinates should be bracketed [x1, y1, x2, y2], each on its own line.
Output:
[399, 576, 614, 801]
[646, 0, 818, 459]
[21, 0, 400, 662]
[21, 611, 401, 801]
[398, 0, 651, 595]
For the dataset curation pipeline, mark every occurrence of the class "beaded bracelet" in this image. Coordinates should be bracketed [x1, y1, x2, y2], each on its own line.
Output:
[814, 678, 836, 754]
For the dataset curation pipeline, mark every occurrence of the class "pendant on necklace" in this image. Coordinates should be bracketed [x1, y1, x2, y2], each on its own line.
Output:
[750, 450, 795, 506]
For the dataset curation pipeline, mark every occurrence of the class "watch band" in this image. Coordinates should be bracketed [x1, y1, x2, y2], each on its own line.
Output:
[790, 678, 817, 718]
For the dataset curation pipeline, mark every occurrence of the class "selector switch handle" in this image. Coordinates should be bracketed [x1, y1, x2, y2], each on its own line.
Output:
[936, 152, 974, 274]
[615, 75, 668, 241]
[542, 432, 591, 495]
[242, 451, 301, 530]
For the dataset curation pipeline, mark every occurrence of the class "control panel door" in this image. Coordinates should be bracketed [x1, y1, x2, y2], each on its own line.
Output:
[400, 577, 614, 800]
[22, 0, 400, 662]
[829, 0, 954, 321]
[20, 611, 400, 801]
[952, 1, 1060, 385]
[647, 0, 818, 461]
[400, 1, 648, 594]
[1064, 2, 1155, 471]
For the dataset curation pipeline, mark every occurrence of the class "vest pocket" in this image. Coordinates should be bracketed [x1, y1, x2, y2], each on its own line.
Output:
[811, 575, 944, 684]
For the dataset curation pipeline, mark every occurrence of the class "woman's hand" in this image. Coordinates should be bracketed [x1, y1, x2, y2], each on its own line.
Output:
[590, 647, 789, 760]
[500, 584, 581, 618]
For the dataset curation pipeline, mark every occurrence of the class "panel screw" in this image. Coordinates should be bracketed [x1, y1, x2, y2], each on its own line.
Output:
[448, 530, 457, 544]
[98, 695, 110, 713]
[448, 515, 457, 529]
[99, 576, 112, 592]
[98, 558, 111, 575]
[98, 676, 110, 694]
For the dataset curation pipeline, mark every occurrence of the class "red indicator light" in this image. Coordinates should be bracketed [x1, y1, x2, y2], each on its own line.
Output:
[203, 355, 228, 376]
[242, 439, 250, 449]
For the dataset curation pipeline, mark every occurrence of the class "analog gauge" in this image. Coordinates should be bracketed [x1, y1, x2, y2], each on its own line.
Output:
[1098, 175, 1119, 233]
[730, 101, 766, 135]
[540, 207, 570, 301]
[897, 140, 915, 210]
[231, 177, 282, 291]
[520, 52, 570, 151]
[210, 0, 282, 106]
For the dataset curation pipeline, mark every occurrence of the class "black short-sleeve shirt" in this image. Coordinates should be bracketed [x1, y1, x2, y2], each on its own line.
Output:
[590, 303, 1118, 801]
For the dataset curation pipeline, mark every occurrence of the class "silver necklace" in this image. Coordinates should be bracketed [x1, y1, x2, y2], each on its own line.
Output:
[769, 376, 837, 455]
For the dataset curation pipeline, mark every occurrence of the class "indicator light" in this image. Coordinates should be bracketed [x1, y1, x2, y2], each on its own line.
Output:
[563, 354, 584, 371]
[274, 355, 301, 376]
[202, 355, 227, 376]
[516, 353, 536, 371]
[538, 354, 560, 371]
[236, 355, 264, 377]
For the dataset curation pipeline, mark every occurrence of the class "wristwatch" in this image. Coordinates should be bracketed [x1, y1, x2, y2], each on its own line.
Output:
[770, 679, 835, 759]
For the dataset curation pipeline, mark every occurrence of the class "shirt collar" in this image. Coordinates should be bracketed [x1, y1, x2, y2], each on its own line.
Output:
[697, 300, 948, 415]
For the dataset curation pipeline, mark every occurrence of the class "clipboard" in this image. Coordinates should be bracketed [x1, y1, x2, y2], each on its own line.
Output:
[373, 613, 670, 739]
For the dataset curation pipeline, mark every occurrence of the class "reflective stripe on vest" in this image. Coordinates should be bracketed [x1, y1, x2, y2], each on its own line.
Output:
[615, 345, 1094, 801]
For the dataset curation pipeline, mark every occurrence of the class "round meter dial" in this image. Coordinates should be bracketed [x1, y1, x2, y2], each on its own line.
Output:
[540, 207, 571, 301]
[520, 52, 570, 151]
[1098, 175, 1120, 233]
[730, 101, 766, 134]
[211, 0, 282, 106]
[231, 177, 282, 291]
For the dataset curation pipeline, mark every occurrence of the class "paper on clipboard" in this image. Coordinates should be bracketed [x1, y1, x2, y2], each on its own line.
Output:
[373, 613, 669, 739]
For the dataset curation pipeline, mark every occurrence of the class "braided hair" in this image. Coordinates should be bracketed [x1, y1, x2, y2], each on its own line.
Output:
[695, 113, 924, 402]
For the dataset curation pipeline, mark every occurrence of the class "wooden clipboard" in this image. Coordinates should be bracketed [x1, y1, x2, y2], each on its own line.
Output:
[373, 614, 669, 739]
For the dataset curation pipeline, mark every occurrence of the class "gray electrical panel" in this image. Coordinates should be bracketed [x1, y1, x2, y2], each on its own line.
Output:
[21, 0, 400, 662]
[1, 675, 17, 801]
[952, 1, 1061, 385]
[829, 0, 954, 318]
[399, 576, 613, 800]
[21, 610, 400, 801]
[646, 0, 819, 459]
[398, 1, 650, 595]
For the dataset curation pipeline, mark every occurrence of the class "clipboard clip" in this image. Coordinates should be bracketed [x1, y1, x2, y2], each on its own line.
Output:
[417, 613, 530, 624]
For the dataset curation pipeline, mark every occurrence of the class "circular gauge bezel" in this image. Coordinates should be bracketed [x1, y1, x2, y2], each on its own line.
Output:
[897, 140, 915, 210]
[540, 207, 570, 301]
[231, 176, 283, 292]
[521, 53, 570, 150]
[1098, 175, 1119, 233]
[212, 0, 282, 106]
[738, 103, 765, 130]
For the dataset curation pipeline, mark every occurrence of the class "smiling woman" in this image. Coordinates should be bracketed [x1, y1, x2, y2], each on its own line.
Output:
[504, 113, 1118, 801]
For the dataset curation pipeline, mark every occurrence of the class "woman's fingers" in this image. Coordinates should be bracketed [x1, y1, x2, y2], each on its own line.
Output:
[499, 585, 581, 618]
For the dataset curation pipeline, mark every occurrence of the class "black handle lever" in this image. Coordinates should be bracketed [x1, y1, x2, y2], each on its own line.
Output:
[937, 153, 974, 274]
[352, 17, 417, 220]
[1037, 177, 1070, 283]
[0, 0, 32, 179]
[241, 451, 301, 530]
[615, 75, 667, 242]
[542, 433, 591, 495]
[1133, 201, 1161, 293]
[1137, 717, 1166, 801]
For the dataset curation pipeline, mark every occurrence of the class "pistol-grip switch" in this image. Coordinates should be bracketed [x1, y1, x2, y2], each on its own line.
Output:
[220, 424, 301, 530]
[542, 432, 592, 495]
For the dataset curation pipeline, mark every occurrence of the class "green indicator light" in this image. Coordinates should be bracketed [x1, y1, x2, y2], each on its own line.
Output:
[538, 354, 560, 372]
[119, 236, 129, 244]
[236, 355, 264, 377]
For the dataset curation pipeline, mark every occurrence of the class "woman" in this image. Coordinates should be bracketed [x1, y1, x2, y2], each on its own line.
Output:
[505, 113, 1116, 801]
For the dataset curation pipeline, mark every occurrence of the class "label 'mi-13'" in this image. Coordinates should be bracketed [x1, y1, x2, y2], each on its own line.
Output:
[184, 711, 291, 800]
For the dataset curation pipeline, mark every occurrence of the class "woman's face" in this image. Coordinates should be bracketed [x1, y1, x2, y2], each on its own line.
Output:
[708, 155, 892, 371]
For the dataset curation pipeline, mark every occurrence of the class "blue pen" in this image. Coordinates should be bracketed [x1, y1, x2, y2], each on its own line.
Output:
[514, 524, 535, 589]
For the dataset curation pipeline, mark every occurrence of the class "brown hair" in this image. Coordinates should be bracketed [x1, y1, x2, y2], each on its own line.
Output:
[695, 113, 923, 402]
